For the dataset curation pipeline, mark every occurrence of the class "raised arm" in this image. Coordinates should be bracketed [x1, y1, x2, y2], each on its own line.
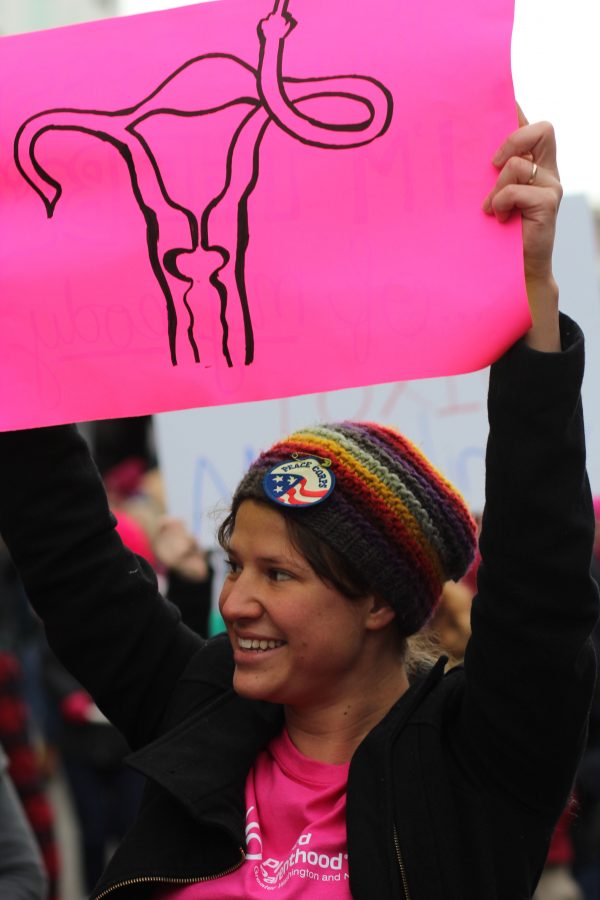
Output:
[483, 108, 562, 352]
[459, 117, 598, 811]
[0, 426, 200, 750]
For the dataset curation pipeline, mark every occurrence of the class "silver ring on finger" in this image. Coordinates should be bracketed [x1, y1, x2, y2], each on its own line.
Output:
[527, 161, 538, 185]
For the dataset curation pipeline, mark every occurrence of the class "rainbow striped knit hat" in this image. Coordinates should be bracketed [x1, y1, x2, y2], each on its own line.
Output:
[231, 422, 478, 636]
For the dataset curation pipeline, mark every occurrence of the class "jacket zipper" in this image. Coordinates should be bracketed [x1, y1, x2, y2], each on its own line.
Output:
[94, 849, 245, 898]
[393, 825, 412, 900]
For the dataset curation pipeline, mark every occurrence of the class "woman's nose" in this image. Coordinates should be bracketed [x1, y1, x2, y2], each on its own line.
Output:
[219, 572, 263, 621]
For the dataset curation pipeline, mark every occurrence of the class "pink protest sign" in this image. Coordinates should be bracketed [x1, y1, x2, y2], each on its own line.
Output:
[0, 0, 526, 430]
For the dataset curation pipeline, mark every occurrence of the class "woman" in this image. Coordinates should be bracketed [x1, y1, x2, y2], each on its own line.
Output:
[0, 116, 597, 899]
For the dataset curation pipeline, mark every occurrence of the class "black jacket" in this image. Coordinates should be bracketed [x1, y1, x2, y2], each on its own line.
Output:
[0, 316, 597, 900]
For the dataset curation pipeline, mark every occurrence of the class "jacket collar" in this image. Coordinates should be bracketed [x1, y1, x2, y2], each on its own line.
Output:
[127, 653, 447, 825]
[127, 688, 283, 823]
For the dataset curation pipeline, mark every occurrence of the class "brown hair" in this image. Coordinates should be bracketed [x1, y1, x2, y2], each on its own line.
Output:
[218, 499, 372, 601]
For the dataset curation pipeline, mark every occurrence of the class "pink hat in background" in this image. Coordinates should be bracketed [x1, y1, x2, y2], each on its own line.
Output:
[114, 509, 157, 569]
[593, 497, 600, 522]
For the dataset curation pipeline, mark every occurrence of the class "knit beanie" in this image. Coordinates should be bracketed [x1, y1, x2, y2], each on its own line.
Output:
[230, 422, 478, 637]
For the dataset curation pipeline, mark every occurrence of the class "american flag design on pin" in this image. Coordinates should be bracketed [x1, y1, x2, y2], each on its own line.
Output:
[263, 457, 335, 508]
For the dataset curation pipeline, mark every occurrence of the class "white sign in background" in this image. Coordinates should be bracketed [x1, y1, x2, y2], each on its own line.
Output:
[156, 195, 600, 548]
[0, 0, 118, 34]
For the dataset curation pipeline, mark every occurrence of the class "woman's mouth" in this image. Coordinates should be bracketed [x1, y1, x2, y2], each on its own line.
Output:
[237, 637, 286, 653]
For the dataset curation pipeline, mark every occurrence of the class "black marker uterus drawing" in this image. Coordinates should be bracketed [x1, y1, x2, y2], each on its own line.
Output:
[15, 0, 393, 367]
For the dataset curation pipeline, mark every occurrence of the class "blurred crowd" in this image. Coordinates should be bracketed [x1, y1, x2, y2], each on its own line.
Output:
[0, 415, 214, 899]
[1, 415, 600, 900]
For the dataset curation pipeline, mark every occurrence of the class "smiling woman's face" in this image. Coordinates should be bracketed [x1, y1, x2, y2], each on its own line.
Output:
[219, 499, 379, 709]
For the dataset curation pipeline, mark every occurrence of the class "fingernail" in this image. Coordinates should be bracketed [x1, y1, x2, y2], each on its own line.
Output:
[492, 152, 502, 167]
[482, 196, 491, 213]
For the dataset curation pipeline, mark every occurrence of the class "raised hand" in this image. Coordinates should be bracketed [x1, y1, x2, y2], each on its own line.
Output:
[483, 110, 563, 351]
[152, 516, 209, 582]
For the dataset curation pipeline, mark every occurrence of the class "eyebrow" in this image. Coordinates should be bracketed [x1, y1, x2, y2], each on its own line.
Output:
[227, 548, 307, 570]
[258, 555, 301, 568]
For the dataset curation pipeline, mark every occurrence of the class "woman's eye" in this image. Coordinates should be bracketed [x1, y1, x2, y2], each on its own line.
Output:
[224, 558, 240, 575]
[269, 569, 293, 583]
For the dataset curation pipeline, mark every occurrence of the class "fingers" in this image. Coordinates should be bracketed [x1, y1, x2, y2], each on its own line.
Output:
[484, 117, 562, 342]
[492, 120, 559, 178]
[482, 156, 554, 216]
[491, 156, 542, 192]
[484, 119, 562, 224]
[483, 165, 562, 224]
[488, 183, 560, 225]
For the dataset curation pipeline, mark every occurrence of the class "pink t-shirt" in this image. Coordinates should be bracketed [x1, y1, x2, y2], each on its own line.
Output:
[156, 728, 351, 898]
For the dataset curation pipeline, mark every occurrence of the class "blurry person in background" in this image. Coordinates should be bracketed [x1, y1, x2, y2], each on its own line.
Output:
[0, 540, 59, 900]
[152, 516, 213, 639]
[426, 579, 474, 668]
[0, 741, 48, 900]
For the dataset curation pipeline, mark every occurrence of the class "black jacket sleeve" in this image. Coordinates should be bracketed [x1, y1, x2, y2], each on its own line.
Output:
[0, 425, 201, 750]
[459, 314, 599, 815]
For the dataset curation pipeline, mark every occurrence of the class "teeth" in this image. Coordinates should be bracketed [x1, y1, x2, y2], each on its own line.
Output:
[238, 638, 285, 652]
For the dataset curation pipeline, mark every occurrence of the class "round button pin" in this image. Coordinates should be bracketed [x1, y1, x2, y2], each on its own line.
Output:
[263, 457, 335, 508]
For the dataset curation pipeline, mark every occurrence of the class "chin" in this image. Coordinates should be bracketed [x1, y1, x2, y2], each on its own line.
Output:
[233, 672, 302, 707]
[233, 672, 277, 703]
[236, 675, 316, 709]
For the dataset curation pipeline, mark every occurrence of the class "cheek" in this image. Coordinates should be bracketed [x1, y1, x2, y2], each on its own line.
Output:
[308, 613, 364, 657]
